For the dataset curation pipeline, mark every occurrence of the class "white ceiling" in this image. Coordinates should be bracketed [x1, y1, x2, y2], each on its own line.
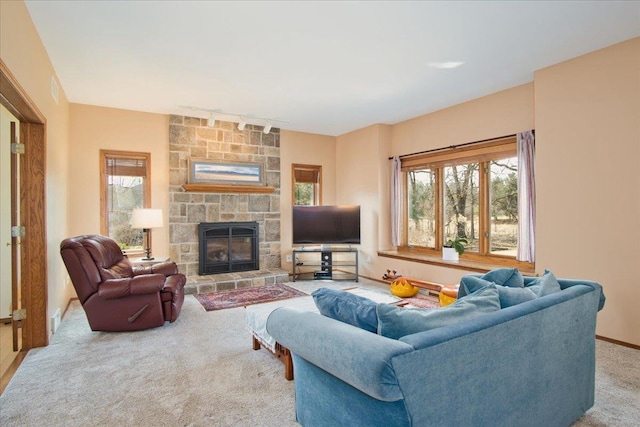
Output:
[25, 1, 640, 136]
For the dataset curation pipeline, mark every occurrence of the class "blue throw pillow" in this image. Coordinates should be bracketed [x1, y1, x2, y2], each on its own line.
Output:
[526, 270, 562, 297]
[497, 286, 537, 308]
[482, 268, 524, 288]
[312, 288, 378, 333]
[376, 284, 501, 339]
[460, 276, 493, 296]
[460, 268, 524, 297]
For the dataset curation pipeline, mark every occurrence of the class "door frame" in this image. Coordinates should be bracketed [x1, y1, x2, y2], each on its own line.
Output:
[0, 59, 48, 350]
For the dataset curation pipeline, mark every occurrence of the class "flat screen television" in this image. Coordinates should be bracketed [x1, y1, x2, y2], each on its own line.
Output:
[292, 205, 361, 245]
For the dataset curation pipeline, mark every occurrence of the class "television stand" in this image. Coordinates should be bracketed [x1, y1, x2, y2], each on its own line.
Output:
[292, 247, 358, 282]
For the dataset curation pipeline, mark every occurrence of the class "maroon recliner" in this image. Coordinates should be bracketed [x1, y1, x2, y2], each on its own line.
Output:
[60, 234, 185, 332]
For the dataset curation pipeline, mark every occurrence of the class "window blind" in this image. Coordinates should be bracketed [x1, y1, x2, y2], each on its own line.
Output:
[294, 169, 319, 183]
[106, 157, 148, 177]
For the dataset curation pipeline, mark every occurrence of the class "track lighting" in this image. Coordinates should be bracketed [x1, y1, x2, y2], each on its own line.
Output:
[179, 106, 287, 132]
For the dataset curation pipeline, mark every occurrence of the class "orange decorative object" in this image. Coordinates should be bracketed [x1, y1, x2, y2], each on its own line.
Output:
[439, 285, 459, 307]
[390, 278, 420, 298]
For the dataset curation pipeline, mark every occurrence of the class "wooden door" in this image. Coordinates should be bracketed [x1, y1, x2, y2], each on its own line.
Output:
[0, 61, 48, 353]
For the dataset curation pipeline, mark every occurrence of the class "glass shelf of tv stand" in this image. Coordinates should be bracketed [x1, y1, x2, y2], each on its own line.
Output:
[292, 246, 358, 282]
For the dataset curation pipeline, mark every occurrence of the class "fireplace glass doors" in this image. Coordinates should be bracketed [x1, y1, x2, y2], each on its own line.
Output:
[198, 222, 259, 275]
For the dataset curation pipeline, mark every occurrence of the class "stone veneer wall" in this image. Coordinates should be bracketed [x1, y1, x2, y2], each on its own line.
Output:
[168, 115, 281, 283]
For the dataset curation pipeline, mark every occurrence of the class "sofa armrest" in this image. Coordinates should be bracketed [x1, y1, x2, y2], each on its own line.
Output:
[522, 277, 605, 311]
[266, 307, 414, 402]
[558, 279, 605, 311]
[98, 274, 165, 300]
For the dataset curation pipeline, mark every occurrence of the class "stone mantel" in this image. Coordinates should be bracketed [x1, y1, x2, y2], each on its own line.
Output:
[182, 183, 276, 193]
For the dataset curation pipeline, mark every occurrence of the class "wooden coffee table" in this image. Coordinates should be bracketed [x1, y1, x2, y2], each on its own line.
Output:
[245, 295, 316, 381]
[252, 332, 294, 380]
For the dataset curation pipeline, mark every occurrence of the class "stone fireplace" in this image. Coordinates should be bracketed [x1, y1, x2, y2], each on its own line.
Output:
[168, 115, 286, 292]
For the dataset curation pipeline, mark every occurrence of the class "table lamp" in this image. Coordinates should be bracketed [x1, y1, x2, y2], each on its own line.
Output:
[131, 208, 163, 260]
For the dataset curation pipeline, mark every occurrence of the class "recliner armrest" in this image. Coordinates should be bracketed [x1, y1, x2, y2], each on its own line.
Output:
[132, 261, 179, 277]
[161, 273, 185, 294]
[98, 274, 165, 300]
[151, 261, 179, 276]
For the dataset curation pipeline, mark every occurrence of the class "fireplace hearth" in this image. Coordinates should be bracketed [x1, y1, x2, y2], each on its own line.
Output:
[198, 222, 259, 275]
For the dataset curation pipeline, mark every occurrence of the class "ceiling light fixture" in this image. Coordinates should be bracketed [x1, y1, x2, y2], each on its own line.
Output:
[179, 106, 287, 133]
[207, 113, 216, 127]
[428, 61, 464, 69]
[263, 122, 272, 134]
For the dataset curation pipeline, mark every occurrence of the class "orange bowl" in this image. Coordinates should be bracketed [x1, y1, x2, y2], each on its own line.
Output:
[390, 278, 419, 298]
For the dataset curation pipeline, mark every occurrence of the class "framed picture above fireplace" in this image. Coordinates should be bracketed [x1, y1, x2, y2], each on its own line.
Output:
[188, 158, 263, 185]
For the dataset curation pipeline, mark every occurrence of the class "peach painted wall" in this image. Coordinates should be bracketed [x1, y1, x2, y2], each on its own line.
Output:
[68, 104, 170, 257]
[534, 38, 640, 345]
[280, 130, 336, 269]
[0, 0, 72, 339]
[392, 83, 535, 156]
[336, 124, 392, 278]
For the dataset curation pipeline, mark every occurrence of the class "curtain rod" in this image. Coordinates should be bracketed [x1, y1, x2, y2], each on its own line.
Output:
[387, 131, 533, 160]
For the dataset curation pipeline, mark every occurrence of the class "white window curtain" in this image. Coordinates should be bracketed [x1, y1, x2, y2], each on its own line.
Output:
[517, 131, 535, 262]
[391, 156, 402, 247]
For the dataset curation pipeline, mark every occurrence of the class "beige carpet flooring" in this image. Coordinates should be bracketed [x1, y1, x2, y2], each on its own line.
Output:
[0, 279, 638, 426]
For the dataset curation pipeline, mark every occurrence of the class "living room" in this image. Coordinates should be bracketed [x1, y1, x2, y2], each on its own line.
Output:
[0, 1, 639, 424]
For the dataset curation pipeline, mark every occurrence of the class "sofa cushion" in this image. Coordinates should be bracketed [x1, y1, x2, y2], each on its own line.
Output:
[460, 276, 493, 295]
[460, 272, 563, 309]
[312, 288, 378, 333]
[463, 275, 536, 308]
[376, 284, 501, 339]
[482, 268, 524, 288]
[497, 286, 537, 308]
[526, 269, 562, 297]
[459, 268, 524, 298]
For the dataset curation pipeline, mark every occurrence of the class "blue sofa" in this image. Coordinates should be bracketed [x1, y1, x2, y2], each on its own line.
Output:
[266, 277, 604, 427]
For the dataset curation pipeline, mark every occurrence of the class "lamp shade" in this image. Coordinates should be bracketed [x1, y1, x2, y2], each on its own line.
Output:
[131, 208, 164, 229]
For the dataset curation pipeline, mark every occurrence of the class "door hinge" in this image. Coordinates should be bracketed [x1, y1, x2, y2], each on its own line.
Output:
[11, 143, 25, 154]
[12, 308, 26, 321]
[11, 225, 25, 238]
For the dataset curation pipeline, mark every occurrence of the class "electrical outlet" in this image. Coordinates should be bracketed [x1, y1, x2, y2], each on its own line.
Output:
[286, 254, 292, 263]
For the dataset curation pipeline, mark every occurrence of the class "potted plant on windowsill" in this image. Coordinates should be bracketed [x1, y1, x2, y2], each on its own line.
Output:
[442, 237, 467, 262]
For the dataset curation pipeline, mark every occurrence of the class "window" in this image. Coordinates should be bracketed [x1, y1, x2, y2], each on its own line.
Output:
[100, 150, 151, 253]
[292, 164, 322, 206]
[401, 136, 524, 263]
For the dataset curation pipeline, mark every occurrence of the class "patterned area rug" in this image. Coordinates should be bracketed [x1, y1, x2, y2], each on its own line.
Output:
[401, 296, 440, 309]
[195, 284, 308, 311]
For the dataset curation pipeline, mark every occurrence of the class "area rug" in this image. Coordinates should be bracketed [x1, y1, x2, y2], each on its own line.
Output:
[401, 296, 440, 309]
[194, 284, 307, 311]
